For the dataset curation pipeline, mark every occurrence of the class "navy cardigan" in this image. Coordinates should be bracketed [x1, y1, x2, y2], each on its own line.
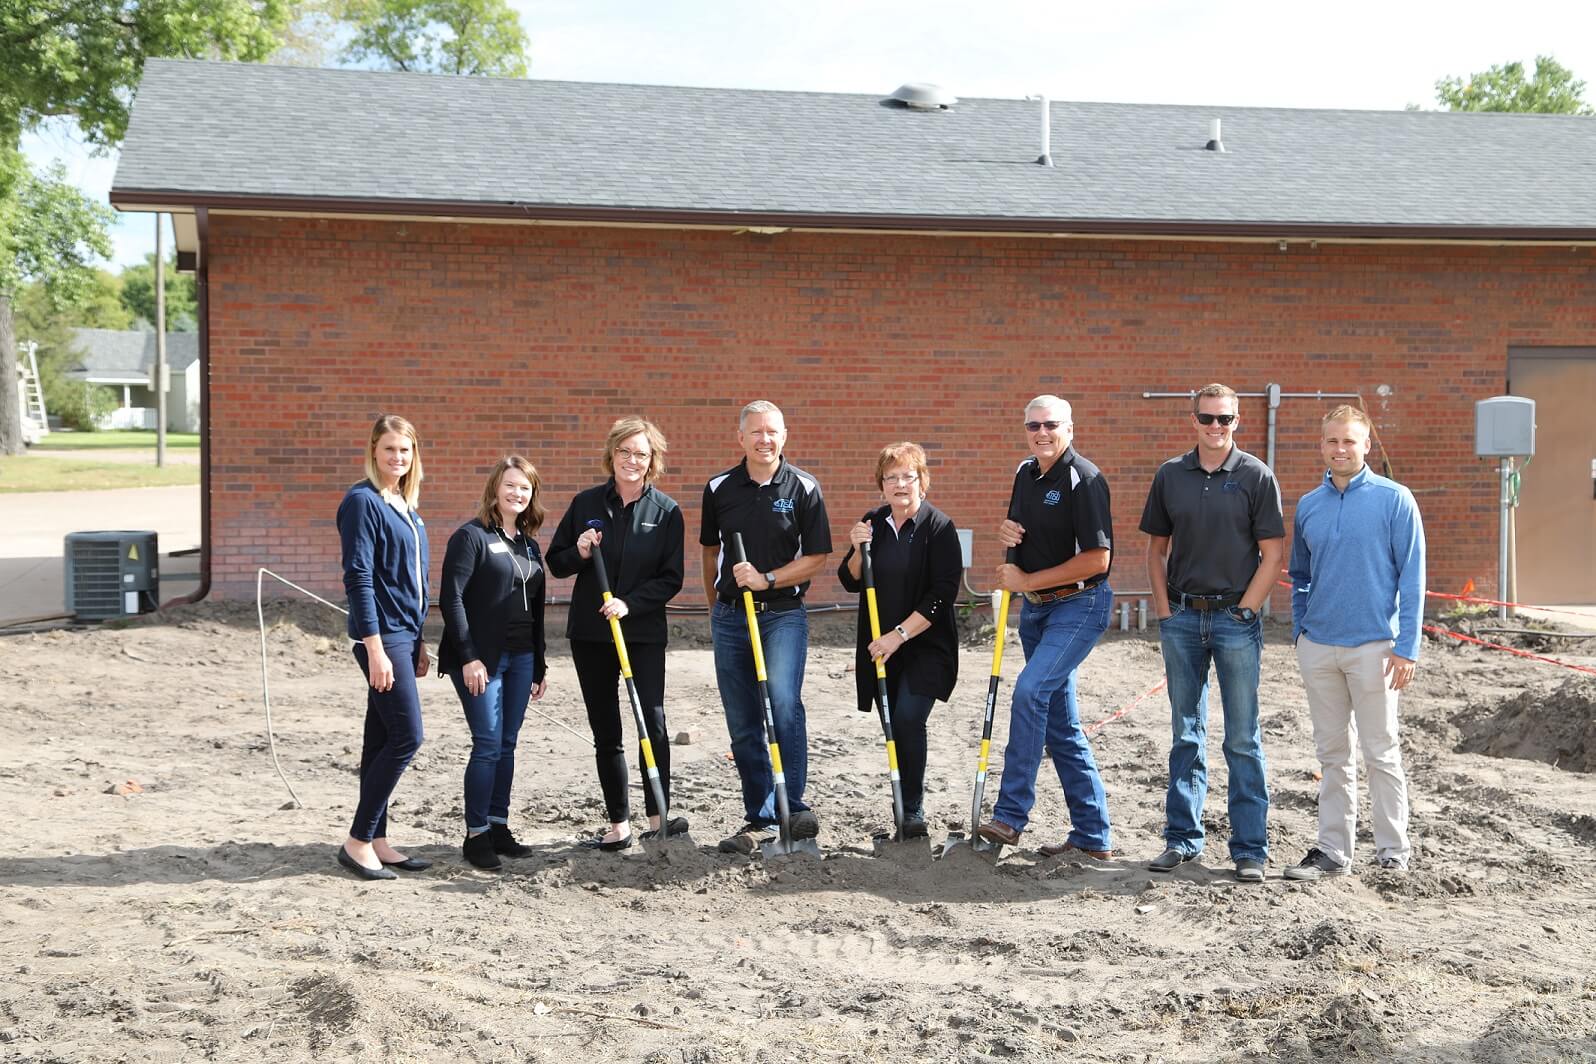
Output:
[337, 481, 430, 641]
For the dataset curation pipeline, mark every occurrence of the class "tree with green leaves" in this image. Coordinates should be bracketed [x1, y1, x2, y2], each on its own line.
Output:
[0, 0, 291, 452]
[1435, 55, 1593, 115]
[121, 250, 198, 332]
[339, 0, 529, 76]
[13, 271, 132, 430]
[0, 162, 117, 447]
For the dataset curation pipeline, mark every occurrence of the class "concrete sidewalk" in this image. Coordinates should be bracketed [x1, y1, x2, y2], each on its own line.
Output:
[0, 485, 200, 624]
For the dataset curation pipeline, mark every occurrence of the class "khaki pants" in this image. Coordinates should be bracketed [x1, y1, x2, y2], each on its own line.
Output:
[1295, 635, 1411, 867]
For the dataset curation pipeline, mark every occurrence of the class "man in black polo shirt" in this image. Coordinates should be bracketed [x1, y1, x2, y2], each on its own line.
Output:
[975, 395, 1117, 858]
[700, 400, 833, 854]
[1140, 382, 1285, 882]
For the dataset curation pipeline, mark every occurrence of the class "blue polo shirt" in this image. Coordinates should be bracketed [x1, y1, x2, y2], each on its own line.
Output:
[1289, 466, 1426, 660]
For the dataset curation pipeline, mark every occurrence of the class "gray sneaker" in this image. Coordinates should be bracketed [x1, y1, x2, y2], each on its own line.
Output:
[1282, 848, 1351, 881]
[1148, 848, 1196, 872]
[1375, 856, 1408, 873]
[717, 823, 773, 855]
[1234, 858, 1266, 883]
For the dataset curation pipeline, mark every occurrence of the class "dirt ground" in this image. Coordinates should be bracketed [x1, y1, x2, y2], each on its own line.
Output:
[2, 602, 1594, 1063]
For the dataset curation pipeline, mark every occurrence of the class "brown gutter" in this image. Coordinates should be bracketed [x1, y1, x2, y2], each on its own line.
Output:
[161, 206, 210, 609]
[108, 189, 1596, 243]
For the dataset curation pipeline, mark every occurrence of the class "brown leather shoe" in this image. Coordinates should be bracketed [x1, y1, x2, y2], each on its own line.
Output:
[1039, 842, 1113, 860]
[976, 820, 1022, 846]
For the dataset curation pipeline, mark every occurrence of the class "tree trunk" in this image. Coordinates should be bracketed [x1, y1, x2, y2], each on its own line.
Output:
[0, 293, 23, 455]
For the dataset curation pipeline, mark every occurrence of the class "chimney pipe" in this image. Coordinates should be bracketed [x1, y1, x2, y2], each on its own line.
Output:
[1029, 94, 1054, 167]
[1205, 118, 1225, 152]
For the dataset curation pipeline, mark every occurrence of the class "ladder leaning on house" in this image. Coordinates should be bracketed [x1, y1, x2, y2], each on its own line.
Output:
[17, 342, 48, 438]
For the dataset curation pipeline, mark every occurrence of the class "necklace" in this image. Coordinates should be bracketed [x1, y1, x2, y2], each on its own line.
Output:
[497, 526, 533, 612]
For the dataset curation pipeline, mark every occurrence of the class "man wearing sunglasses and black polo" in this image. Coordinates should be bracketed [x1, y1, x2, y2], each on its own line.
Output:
[975, 395, 1117, 859]
[1140, 383, 1285, 883]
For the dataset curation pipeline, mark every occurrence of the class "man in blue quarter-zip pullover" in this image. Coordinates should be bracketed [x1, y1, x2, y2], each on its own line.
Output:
[1285, 405, 1425, 880]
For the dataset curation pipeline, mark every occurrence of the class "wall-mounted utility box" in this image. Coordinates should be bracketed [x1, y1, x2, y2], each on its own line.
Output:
[1474, 396, 1536, 458]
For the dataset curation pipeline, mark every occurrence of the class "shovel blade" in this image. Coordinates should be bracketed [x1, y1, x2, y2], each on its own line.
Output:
[871, 834, 932, 868]
[760, 836, 822, 859]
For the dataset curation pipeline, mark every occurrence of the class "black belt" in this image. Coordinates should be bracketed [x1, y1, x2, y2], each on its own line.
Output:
[719, 594, 805, 614]
[1168, 585, 1243, 610]
[1022, 579, 1104, 605]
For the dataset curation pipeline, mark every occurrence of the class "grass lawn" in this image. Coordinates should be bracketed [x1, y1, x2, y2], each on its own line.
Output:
[0, 454, 200, 493]
[31, 430, 201, 451]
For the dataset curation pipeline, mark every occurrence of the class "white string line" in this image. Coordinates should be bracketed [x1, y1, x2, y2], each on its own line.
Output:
[256, 567, 593, 810]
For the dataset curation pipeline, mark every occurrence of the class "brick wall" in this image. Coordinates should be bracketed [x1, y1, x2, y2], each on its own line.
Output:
[206, 215, 1596, 610]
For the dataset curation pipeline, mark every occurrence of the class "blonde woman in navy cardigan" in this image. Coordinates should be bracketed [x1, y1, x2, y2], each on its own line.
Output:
[335, 414, 432, 881]
[439, 456, 549, 870]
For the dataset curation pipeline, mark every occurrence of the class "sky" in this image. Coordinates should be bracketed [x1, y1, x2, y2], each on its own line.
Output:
[21, 0, 1596, 269]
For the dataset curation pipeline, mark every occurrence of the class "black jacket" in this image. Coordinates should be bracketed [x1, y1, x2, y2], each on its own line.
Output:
[837, 502, 962, 712]
[437, 519, 547, 683]
[547, 481, 685, 645]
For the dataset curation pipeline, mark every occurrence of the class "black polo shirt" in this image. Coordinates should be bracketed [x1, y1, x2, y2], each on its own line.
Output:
[1138, 446, 1285, 596]
[700, 457, 833, 602]
[1010, 448, 1114, 580]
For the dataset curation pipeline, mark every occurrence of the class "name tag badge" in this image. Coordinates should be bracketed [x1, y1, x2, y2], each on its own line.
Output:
[488, 541, 510, 554]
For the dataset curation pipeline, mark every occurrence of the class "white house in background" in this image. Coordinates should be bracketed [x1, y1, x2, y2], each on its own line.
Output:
[64, 328, 200, 432]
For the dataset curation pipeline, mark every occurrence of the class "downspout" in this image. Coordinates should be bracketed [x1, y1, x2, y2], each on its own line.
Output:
[162, 206, 210, 608]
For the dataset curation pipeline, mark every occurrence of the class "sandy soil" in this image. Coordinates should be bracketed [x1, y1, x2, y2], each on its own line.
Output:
[2, 604, 1594, 1063]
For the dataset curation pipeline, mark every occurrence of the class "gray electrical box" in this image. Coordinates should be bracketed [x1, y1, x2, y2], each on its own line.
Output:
[1474, 396, 1535, 458]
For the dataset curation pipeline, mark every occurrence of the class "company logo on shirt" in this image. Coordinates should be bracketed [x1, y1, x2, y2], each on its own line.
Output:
[1043, 489, 1062, 506]
[772, 498, 795, 514]
[1222, 480, 1240, 493]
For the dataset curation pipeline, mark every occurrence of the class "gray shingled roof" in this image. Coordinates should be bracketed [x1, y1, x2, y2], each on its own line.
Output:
[65, 328, 200, 384]
[112, 59, 1596, 234]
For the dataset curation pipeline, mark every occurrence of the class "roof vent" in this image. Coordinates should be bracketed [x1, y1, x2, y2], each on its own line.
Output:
[1205, 118, 1226, 152]
[887, 83, 957, 110]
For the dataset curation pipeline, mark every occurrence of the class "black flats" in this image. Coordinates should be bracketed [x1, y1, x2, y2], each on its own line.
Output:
[381, 855, 432, 871]
[336, 846, 397, 881]
[580, 830, 634, 852]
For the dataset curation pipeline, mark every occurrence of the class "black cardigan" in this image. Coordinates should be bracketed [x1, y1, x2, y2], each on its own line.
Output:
[437, 519, 547, 683]
[837, 501, 962, 712]
[547, 480, 685, 645]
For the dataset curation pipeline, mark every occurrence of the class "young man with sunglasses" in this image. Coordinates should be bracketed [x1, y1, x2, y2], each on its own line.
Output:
[1140, 383, 1285, 882]
[976, 395, 1117, 858]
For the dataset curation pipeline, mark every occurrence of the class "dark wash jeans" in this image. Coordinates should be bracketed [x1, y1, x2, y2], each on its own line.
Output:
[1158, 604, 1270, 862]
[448, 649, 536, 834]
[350, 637, 424, 842]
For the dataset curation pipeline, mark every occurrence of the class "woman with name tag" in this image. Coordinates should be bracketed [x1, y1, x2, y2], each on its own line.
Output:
[335, 414, 432, 881]
[439, 455, 549, 870]
[548, 417, 686, 852]
[837, 442, 963, 839]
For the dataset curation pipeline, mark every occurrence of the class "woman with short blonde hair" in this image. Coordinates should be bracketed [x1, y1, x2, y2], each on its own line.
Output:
[549, 417, 686, 850]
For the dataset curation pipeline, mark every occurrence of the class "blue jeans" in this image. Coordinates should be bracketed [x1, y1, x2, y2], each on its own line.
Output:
[1159, 605, 1269, 862]
[711, 600, 810, 826]
[991, 584, 1114, 851]
[351, 637, 424, 842]
[449, 650, 536, 834]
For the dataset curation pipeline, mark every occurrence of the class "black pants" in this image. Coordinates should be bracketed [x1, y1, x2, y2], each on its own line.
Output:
[890, 672, 935, 819]
[350, 637, 424, 841]
[569, 638, 670, 822]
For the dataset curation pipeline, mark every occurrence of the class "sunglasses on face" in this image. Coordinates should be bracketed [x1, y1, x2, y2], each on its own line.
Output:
[1195, 413, 1237, 426]
[1024, 420, 1064, 432]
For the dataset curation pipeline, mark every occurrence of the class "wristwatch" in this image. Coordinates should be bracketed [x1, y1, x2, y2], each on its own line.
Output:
[764, 572, 776, 588]
[894, 624, 911, 641]
[1235, 606, 1257, 623]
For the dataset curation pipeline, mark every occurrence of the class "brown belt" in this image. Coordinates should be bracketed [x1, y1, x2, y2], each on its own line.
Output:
[1022, 582, 1101, 605]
